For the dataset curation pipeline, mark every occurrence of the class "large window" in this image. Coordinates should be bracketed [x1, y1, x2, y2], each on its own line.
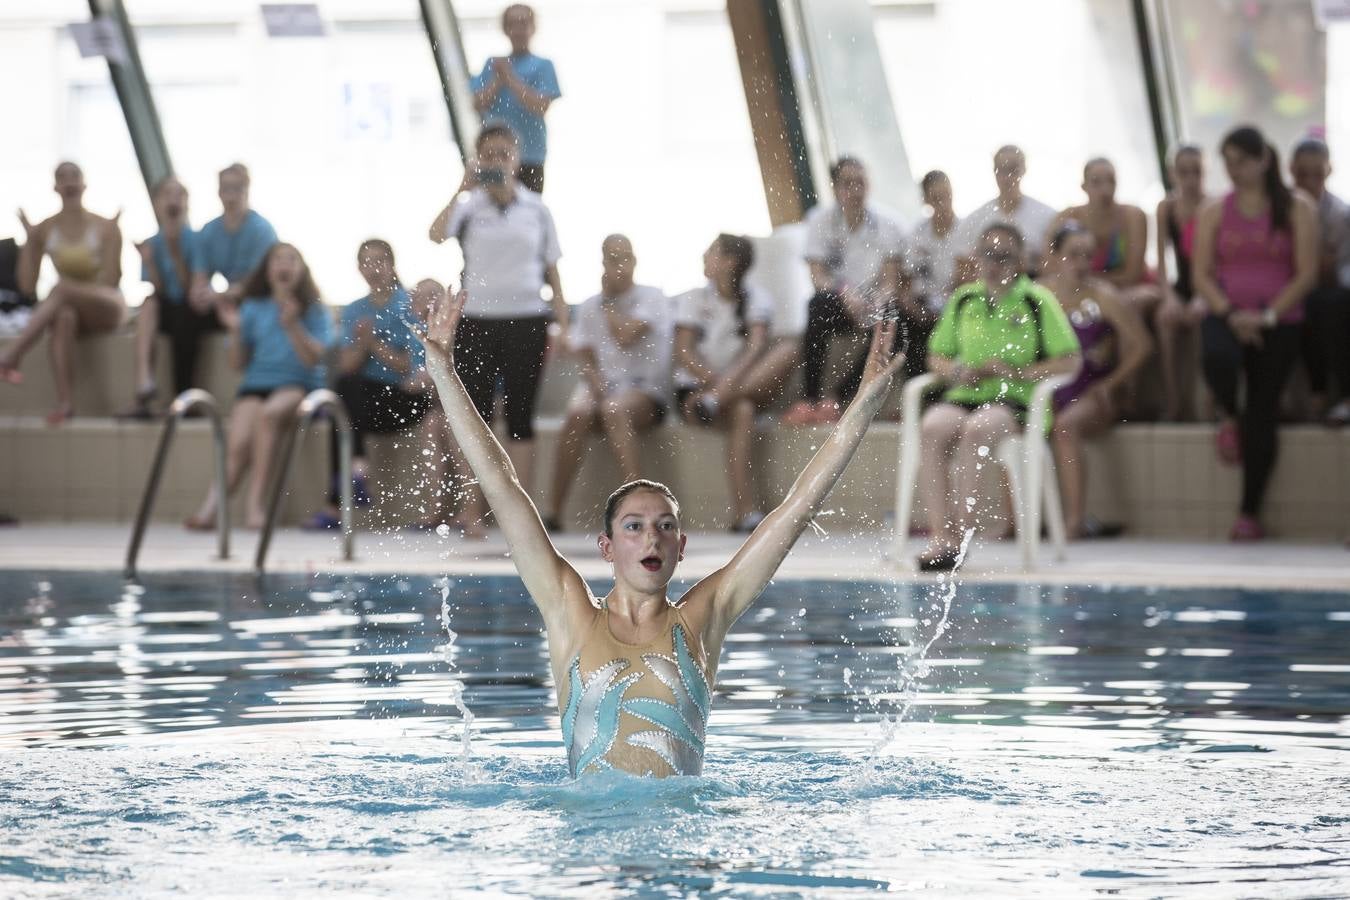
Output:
[0, 3, 151, 300]
[125, 1, 461, 306]
[872, 0, 1162, 224]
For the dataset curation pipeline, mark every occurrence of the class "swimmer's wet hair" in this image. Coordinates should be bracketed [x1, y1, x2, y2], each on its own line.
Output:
[602, 480, 681, 537]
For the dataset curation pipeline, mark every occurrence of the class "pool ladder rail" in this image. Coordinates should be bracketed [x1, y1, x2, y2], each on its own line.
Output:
[255, 388, 355, 574]
[125, 388, 229, 579]
[124, 388, 356, 579]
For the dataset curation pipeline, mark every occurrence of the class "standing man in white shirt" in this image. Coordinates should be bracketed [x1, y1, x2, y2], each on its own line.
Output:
[543, 235, 671, 532]
[429, 122, 567, 529]
[782, 157, 907, 425]
[954, 145, 1058, 277]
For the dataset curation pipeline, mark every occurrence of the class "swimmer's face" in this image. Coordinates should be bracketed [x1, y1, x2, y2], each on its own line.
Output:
[598, 490, 685, 590]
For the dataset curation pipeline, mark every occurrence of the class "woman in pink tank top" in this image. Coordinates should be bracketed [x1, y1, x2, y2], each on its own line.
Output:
[1192, 126, 1318, 542]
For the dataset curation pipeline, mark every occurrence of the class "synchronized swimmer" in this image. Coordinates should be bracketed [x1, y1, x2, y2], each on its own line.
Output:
[417, 289, 905, 778]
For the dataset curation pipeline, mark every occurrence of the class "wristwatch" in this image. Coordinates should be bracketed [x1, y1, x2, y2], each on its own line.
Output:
[1262, 308, 1278, 328]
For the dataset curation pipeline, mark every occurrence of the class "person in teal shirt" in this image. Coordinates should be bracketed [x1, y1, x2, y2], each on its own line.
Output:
[471, 4, 561, 192]
[190, 163, 279, 312]
[916, 222, 1081, 571]
[123, 175, 220, 418]
[187, 243, 332, 532]
[304, 240, 433, 530]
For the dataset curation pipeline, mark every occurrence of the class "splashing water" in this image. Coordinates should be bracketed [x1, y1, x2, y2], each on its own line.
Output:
[869, 527, 974, 757]
[437, 577, 477, 772]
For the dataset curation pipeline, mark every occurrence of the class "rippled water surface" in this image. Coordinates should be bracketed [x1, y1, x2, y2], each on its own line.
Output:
[2, 570, 1348, 897]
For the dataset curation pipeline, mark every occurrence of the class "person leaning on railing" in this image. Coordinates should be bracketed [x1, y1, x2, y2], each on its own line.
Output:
[915, 222, 1082, 572]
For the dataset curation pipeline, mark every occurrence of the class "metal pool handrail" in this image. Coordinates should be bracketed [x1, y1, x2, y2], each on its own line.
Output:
[125, 389, 229, 579]
[254, 389, 354, 574]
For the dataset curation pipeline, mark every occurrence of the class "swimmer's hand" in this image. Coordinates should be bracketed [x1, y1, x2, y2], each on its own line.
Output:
[414, 287, 468, 374]
[852, 319, 907, 406]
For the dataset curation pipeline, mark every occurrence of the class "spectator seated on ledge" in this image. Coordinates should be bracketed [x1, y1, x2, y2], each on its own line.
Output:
[1040, 223, 1151, 540]
[1193, 125, 1318, 542]
[544, 235, 671, 533]
[186, 243, 333, 531]
[781, 156, 907, 426]
[303, 239, 432, 531]
[673, 234, 775, 532]
[1289, 138, 1350, 425]
[1154, 144, 1210, 422]
[916, 222, 1082, 572]
[122, 176, 221, 419]
[0, 162, 127, 426]
[190, 163, 278, 316]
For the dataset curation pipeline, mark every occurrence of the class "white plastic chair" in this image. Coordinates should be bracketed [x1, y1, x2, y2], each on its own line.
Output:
[893, 371, 1077, 572]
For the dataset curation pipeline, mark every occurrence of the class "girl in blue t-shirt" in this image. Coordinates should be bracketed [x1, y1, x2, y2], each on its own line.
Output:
[187, 242, 332, 530]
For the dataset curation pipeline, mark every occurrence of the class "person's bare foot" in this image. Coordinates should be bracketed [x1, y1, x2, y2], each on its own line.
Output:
[0, 362, 22, 385]
[244, 510, 266, 530]
[44, 405, 73, 427]
[184, 512, 215, 532]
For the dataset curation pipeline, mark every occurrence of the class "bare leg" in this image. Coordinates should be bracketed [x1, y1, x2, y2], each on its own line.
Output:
[414, 407, 450, 525]
[1052, 393, 1116, 536]
[741, 339, 800, 405]
[918, 403, 967, 554]
[189, 396, 262, 527]
[547, 399, 596, 522]
[244, 387, 304, 528]
[133, 297, 159, 396]
[599, 389, 658, 482]
[725, 397, 758, 522]
[951, 405, 1019, 536]
[449, 444, 488, 539]
[45, 305, 78, 426]
[1155, 300, 1194, 421]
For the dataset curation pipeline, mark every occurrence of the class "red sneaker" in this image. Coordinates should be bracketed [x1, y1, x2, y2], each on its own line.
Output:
[1229, 514, 1264, 542]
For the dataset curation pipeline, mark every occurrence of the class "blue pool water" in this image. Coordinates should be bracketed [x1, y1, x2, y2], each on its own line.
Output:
[2, 570, 1348, 896]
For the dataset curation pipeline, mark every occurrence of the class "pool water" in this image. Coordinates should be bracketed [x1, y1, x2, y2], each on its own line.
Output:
[2, 570, 1348, 896]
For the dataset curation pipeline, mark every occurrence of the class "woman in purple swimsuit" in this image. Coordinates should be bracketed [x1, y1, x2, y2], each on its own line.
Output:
[1040, 223, 1151, 539]
[1192, 125, 1318, 542]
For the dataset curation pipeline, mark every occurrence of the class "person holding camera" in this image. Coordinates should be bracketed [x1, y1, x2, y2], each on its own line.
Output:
[429, 122, 566, 532]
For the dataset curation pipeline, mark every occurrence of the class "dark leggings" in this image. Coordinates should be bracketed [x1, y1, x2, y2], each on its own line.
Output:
[800, 290, 930, 404]
[157, 299, 222, 395]
[328, 372, 432, 502]
[1200, 316, 1300, 516]
[454, 315, 549, 441]
[1302, 283, 1350, 401]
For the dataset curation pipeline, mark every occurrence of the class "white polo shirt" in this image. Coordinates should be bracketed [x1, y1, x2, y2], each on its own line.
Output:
[802, 203, 906, 303]
[673, 281, 775, 388]
[906, 215, 964, 313]
[570, 283, 673, 402]
[955, 195, 1057, 267]
[445, 186, 562, 318]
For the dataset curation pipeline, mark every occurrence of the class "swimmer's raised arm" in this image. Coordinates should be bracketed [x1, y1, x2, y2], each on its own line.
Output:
[416, 290, 593, 633]
[689, 322, 906, 647]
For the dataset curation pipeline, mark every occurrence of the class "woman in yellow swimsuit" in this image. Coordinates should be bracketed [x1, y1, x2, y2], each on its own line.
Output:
[417, 288, 905, 778]
[1, 162, 126, 425]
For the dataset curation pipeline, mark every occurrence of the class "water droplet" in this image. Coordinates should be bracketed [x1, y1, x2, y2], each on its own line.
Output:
[435, 523, 450, 538]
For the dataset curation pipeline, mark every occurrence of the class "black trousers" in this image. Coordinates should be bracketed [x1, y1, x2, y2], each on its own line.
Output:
[1302, 283, 1350, 401]
[157, 299, 222, 395]
[328, 372, 432, 502]
[453, 315, 549, 440]
[800, 290, 930, 404]
[1200, 316, 1300, 516]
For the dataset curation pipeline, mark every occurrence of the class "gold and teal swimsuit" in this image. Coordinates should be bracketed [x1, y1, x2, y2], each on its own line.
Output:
[559, 605, 713, 778]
